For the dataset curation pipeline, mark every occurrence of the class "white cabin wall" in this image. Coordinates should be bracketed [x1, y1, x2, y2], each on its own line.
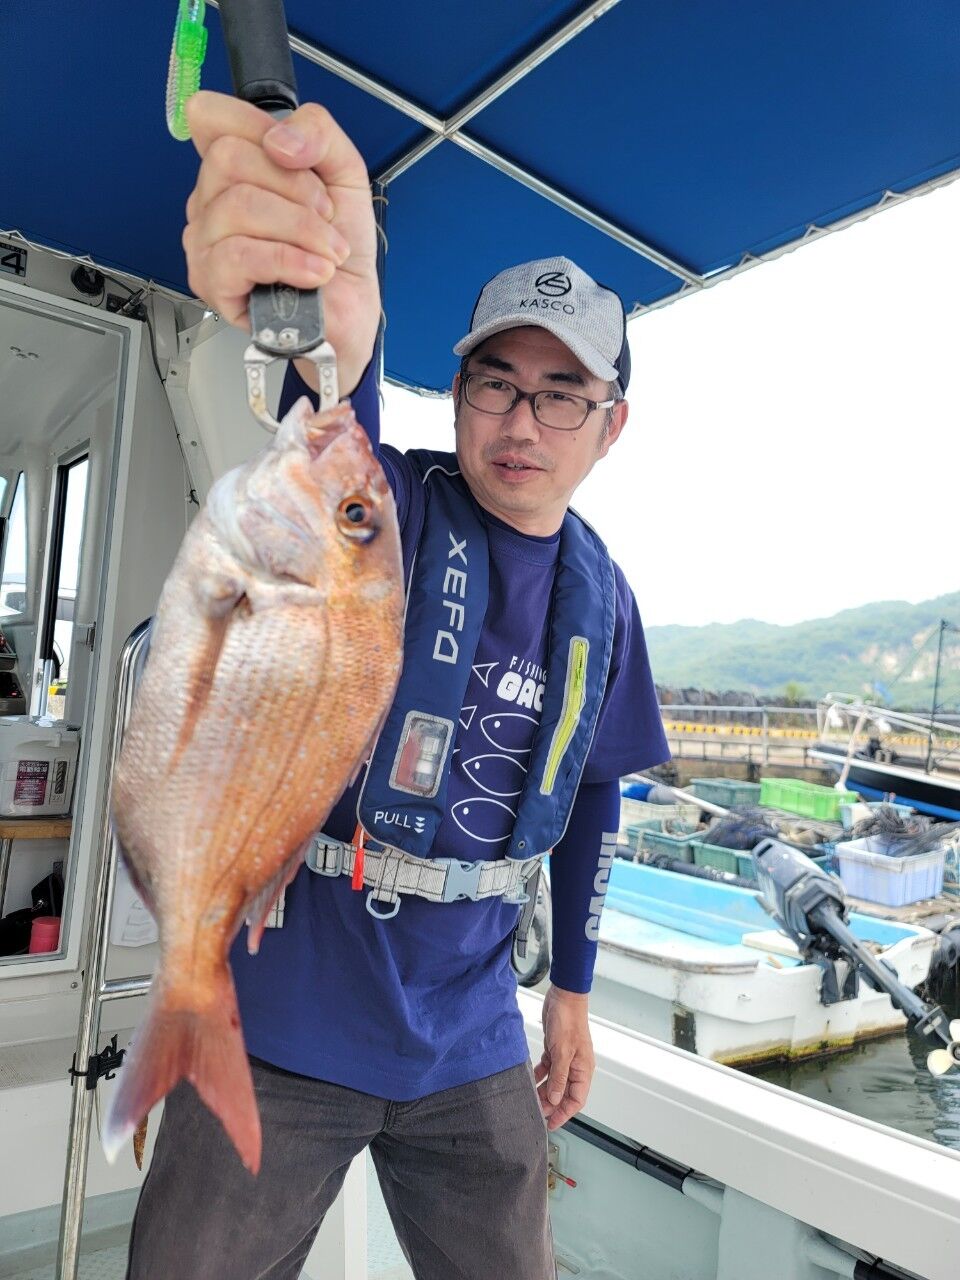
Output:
[171, 315, 287, 500]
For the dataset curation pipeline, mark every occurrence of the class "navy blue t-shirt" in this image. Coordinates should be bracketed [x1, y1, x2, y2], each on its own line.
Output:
[230, 361, 669, 1098]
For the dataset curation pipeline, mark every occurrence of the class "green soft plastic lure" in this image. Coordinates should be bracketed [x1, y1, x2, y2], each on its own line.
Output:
[166, 0, 208, 140]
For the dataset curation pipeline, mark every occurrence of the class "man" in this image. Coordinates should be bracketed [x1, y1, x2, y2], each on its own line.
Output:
[126, 93, 668, 1280]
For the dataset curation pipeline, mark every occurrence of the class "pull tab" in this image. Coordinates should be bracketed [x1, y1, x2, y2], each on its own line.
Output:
[351, 823, 366, 892]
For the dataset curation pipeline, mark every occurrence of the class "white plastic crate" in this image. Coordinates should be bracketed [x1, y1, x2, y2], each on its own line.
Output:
[619, 797, 700, 833]
[839, 800, 914, 831]
[835, 835, 946, 906]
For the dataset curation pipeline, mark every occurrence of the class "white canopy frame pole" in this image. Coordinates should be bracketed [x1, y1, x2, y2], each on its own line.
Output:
[376, 0, 627, 183]
[629, 170, 960, 321]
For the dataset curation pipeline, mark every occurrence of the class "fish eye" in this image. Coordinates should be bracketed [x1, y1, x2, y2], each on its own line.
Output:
[336, 495, 376, 540]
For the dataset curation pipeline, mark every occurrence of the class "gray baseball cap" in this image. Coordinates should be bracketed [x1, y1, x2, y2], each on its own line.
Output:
[453, 256, 631, 393]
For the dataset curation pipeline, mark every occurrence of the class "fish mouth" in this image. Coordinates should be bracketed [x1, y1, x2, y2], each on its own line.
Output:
[302, 407, 358, 460]
[276, 396, 358, 460]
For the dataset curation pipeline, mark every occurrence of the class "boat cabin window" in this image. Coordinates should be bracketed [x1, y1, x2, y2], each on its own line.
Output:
[0, 286, 126, 966]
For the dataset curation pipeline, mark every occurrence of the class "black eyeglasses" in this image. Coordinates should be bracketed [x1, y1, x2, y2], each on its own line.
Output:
[461, 371, 617, 432]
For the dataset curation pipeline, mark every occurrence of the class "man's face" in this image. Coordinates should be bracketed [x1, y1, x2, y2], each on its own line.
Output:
[452, 327, 629, 536]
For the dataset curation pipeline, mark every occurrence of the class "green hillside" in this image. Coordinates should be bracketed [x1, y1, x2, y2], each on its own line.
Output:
[645, 592, 960, 711]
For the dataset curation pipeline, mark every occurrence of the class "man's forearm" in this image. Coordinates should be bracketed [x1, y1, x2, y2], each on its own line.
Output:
[548, 779, 621, 993]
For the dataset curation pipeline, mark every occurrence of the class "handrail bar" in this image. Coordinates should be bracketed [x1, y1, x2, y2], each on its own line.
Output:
[658, 704, 818, 716]
[819, 694, 960, 741]
[56, 618, 153, 1280]
[98, 975, 153, 1003]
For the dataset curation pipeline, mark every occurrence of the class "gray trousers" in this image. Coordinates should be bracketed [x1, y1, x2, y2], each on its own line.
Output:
[125, 1058, 555, 1280]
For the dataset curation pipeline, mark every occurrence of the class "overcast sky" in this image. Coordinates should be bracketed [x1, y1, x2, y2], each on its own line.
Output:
[380, 179, 960, 630]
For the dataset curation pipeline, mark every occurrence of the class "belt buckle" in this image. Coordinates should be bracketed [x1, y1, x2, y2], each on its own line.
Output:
[306, 837, 344, 878]
[503, 857, 542, 906]
[437, 858, 484, 903]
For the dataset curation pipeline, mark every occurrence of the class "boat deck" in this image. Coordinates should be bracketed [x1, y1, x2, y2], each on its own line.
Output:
[9, 1245, 128, 1280]
[0, 1158, 414, 1280]
[600, 906, 800, 971]
[847, 890, 960, 926]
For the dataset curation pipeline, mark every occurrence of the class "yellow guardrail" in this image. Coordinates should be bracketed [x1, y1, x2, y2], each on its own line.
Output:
[662, 720, 817, 738]
[661, 720, 944, 747]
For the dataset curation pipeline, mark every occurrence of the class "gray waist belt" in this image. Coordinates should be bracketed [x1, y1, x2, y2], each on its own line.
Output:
[305, 833, 544, 930]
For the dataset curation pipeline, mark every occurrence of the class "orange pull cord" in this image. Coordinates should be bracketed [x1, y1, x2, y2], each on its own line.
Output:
[351, 824, 366, 891]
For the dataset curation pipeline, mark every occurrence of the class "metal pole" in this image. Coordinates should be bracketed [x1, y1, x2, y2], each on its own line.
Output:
[927, 620, 946, 774]
[56, 620, 152, 1280]
[373, 177, 388, 389]
[378, 0, 625, 183]
[637, 776, 728, 820]
[0, 836, 12, 916]
[837, 710, 870, 792]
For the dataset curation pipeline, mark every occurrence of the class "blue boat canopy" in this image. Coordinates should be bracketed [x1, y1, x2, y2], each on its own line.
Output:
[5, 1, 959, 391]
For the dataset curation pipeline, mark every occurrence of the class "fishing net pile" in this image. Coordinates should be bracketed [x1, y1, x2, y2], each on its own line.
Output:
[698, 807, 828, 852]
[847, 806, 933, 842]
[847, 814, 960, 859]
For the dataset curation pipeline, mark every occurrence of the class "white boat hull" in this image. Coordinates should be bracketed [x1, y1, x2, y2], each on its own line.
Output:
[591, 908, 935, 1067]
[586, 861, 937, 1068]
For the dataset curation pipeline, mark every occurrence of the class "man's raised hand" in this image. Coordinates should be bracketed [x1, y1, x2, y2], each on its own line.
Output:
[182, 91, 380, 396]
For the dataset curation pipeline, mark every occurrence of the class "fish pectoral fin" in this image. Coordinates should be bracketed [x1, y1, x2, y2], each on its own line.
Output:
[245, 841, 312, 955]
[192, 567, 248, 619]
[111, 825, 157, 916]
[243, 578, 321, 613]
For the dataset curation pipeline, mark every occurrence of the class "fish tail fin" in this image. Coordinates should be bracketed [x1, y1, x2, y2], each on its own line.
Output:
[102, 972, 261, 1174]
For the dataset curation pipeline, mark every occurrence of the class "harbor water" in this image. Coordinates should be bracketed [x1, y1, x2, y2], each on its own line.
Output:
[749, 975, 960, 1152]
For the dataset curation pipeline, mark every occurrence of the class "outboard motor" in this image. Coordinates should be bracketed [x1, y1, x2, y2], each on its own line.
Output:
[753, 839, 960, 1077]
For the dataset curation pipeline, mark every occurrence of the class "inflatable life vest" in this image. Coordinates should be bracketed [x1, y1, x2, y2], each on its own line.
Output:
[356, 450, 617, 862]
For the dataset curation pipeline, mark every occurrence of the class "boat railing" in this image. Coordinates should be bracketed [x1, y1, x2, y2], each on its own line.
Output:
[658, 703, 819, 725]
[56, 619, 154, 1280]
[818, 694, 960, 777]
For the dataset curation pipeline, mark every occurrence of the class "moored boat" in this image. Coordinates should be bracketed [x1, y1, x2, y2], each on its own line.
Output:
[812, 695, 960, 821]
[589, 860, 936, 1069]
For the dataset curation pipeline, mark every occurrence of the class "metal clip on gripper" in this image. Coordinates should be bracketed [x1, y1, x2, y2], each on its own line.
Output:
[218, 0, 339, 430]
[244, 285, 339, 431]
